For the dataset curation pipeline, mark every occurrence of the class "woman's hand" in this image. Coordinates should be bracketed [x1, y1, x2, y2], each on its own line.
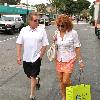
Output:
[79, 61, 85, 71]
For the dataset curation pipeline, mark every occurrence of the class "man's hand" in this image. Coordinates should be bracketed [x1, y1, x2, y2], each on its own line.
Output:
[17, 58, 22, 65]
[40, 46, 47, 59]
[16, 44, 22, 65]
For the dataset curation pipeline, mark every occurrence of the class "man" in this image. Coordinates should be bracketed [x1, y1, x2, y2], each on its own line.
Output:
[16, 12, 49, 100]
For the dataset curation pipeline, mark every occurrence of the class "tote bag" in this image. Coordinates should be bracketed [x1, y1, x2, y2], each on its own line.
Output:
[66, 70, 91, 100]
[47, 43, 56, 61]
[66, 84, 91, 100]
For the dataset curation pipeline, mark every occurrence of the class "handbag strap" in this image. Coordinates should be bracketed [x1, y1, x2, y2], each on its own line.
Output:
[78, 70, 85, 84]
[73, 69, 85, 84]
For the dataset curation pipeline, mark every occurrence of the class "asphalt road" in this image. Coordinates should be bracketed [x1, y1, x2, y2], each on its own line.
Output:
[0, 22, 100, 100]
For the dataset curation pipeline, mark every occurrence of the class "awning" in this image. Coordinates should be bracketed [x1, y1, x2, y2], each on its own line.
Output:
[0, 5, 32, 14]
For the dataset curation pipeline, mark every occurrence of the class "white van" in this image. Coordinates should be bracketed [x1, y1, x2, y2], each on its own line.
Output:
[0, 15, 24, 34]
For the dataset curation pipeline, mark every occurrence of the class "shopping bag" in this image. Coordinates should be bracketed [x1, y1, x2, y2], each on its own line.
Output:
[66, 84, 91, 100]
[47, 43, 56, 61]
[66, 70, 91, 100]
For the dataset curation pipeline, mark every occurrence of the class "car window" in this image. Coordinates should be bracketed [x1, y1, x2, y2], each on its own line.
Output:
[1, 16, 14, 21]
[15, 18, 18, 21]
[15, 17, 22, 21]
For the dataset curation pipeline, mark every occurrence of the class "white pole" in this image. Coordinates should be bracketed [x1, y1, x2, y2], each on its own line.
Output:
[44, 19, 45, 25]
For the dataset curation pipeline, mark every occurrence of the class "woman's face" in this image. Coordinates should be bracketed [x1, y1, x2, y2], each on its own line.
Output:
[57, 23, 67, 32]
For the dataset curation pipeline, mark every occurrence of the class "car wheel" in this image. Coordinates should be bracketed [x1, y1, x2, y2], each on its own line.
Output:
[45, 22, 48, 26]
[9, 29, 14, 35]
[9, 26, 15, 35]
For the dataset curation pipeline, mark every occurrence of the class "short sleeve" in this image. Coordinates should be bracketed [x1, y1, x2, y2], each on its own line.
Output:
[16, 29, 24, 44]
[73, 30, 81, 48]
[42, 29, 49, 46]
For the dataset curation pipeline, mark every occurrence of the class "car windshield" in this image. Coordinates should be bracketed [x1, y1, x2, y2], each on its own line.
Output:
[0, 16, 14, 21]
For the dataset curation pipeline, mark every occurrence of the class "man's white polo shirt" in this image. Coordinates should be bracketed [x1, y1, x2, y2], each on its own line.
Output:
[16, 25, 49, 62]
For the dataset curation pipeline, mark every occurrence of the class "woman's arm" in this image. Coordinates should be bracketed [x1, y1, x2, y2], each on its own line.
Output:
[75, 47, 85, 70]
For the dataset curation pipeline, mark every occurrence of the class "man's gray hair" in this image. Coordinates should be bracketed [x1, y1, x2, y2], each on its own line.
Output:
[28, 11, 39, 22]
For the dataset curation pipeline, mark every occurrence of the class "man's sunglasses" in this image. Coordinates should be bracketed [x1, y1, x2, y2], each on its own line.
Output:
[57, 24, 65, 28]
[33, 19, 40, 22]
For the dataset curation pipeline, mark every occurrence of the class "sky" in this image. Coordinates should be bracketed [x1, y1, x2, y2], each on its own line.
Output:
[20, 0, 50, 5]
[20, 0, 95, 5]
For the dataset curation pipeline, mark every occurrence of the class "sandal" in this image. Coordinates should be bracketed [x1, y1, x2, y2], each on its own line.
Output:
[36, 77, 40, 90]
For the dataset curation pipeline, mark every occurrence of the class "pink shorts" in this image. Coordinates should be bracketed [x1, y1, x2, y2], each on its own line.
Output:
[56, 59, 75, 73]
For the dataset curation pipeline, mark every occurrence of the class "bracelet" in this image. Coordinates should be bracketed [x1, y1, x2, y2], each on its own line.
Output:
[78, 60, 83, 64]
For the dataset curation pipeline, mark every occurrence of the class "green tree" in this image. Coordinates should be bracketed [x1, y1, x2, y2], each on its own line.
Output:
[76, 0, 91, 14]
[81, 9, 90, 18]
[49, 0, 64, 14]
[49, 0, 91, 15]
[89, 4, 94, 18]
[0, 0, 20, 5]
[35, 3, 47, 13]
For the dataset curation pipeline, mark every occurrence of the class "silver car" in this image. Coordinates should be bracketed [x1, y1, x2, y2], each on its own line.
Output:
[0, 15, 24, 34]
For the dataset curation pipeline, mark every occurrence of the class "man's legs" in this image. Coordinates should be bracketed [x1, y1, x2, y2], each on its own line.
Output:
[30, 77, 37, 98]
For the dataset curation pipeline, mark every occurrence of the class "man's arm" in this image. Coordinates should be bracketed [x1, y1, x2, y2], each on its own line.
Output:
[16, 43, 22, 64]
[40, 46, 47, 59]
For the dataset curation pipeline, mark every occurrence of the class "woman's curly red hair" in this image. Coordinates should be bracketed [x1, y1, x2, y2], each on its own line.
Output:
[56, 14, 73, 32]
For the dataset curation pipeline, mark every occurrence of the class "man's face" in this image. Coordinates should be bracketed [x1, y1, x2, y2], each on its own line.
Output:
[29, 15, 39, 29]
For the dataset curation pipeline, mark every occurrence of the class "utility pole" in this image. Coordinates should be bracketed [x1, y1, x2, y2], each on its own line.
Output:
[26, 0, 29, 24]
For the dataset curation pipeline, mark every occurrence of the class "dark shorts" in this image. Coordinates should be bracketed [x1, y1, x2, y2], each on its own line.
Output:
[23, 57, 42, 78]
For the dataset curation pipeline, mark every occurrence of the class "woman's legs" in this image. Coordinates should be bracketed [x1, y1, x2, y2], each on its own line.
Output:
[30, 77, 37, 98]
[57, 72, 72, 100]
[63, 72, 72, 86]
[57, 72, 65, 100]
[63, 73, 72, 100]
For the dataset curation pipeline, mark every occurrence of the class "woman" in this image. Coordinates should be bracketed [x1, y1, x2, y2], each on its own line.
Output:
[53, 14, 85, 100]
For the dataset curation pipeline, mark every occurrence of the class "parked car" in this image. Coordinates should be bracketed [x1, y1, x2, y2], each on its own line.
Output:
[39, 15, 51, 26]
[0, 15, 24, 34]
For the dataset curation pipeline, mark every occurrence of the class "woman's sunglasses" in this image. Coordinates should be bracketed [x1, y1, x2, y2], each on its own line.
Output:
[57, 24, 66, 28]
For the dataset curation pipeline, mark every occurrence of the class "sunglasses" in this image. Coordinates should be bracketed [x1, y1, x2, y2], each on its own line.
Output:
[57, 24, 65, 28]
[33, 19, 40, 22]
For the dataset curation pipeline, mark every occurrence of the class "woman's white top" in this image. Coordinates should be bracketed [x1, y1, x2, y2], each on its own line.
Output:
[16, 25, 49, 62]
[55, 29, 81, 62]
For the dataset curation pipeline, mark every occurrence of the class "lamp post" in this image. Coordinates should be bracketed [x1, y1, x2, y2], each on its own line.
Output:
[26, 0, 29, 24]
[27, 0, 29, 15]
